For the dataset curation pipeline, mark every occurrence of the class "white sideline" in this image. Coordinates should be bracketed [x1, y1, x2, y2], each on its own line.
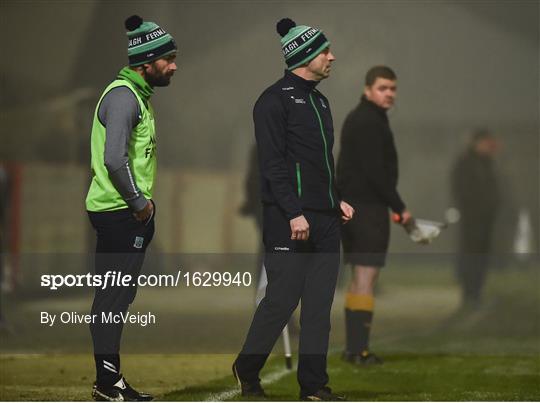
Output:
[204, 367, 291, 402]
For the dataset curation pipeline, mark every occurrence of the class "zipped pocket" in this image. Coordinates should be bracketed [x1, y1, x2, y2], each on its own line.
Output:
[296, 162, 302, 197]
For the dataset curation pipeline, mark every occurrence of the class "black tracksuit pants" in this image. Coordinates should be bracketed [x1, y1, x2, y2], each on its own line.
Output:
[87, 206, 155, 386]
[235, 205, 340, 395]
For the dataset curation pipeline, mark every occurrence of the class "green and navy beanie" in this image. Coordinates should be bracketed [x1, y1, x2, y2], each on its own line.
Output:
[125, 15, 177, 66]
[277, 18, 330, 70]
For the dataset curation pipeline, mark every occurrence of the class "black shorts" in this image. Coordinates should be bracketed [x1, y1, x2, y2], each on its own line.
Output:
[341, 203, 390, 267]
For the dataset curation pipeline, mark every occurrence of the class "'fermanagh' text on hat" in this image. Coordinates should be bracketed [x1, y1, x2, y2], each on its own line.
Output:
[125, 15, 177, 66]
[277, 18, 330, 70]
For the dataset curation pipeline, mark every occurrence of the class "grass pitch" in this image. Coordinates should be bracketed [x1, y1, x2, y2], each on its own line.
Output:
[1, 262, 539, 400]
[163, 353, 540, 401]
[1, 352, 538, 401]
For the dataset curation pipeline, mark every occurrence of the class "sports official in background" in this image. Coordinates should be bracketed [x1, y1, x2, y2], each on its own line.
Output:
[336, 66, 411, 365]
[451, 129, 500, 310]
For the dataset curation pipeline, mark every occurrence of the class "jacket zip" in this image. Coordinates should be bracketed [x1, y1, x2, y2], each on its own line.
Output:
[296, 162, 302, 197]
[309, 92, 335, 208]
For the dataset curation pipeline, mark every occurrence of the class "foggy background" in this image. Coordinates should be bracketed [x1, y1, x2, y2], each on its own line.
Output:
[0, 0, 539, 362]
[2, 0, 539, 258]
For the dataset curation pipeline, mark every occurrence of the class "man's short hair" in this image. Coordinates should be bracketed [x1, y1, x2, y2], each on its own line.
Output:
[365, 65, 397, 87]
[471, 128, 494, 143]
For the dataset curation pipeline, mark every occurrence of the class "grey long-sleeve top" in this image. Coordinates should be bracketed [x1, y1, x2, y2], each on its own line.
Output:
[98, 87, 148, 212]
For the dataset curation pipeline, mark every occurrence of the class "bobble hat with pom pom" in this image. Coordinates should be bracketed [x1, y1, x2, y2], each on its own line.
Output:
[125, 15, 177, 66]
[277, 18, 330, 70]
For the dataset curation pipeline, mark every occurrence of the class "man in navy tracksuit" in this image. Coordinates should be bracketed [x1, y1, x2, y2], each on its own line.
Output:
[233, 18, 354, 401]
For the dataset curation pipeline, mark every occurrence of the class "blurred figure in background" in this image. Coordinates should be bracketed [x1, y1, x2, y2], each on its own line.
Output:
[239, 144, 263, 286]
[239, 144, 263, 229]
[451, 129, 501, 310]
[336, 66, 412, 366]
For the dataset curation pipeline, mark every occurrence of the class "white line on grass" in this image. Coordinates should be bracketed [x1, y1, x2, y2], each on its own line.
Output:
[204, 367, 291, 402]
[205, 347, 344, 402]
[204, 334, 410, 402]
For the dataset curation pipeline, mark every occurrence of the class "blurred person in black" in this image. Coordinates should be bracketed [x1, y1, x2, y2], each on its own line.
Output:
[451, 129, 500, 310]
[233, 18, 354, 401]
[239, 144, 264, 285]
[336, 65, 412, 366]
[240, 144, 263, 231]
